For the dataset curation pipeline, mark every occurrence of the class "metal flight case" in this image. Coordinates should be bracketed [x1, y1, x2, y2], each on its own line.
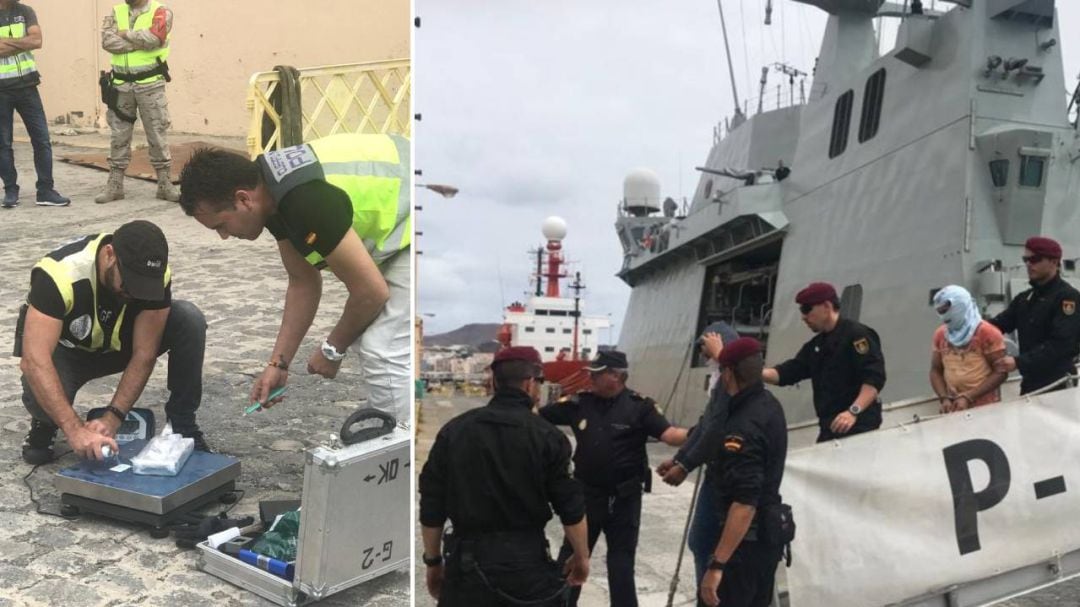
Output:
[196, 414, 410, 606]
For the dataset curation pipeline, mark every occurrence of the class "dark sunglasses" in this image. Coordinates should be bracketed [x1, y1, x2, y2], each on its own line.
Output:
[534, 376, 546, 384]
[1021, 254, 1045, 265]
[799, 303, 815, 315]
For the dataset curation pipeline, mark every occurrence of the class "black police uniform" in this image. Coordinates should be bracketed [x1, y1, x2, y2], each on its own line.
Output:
[539, 388, 671, 607]
[773, 317, 886, 442]
[989, 274, 1080, 394]
[419, 388, 585, 607]
[708, 382, 787, 607]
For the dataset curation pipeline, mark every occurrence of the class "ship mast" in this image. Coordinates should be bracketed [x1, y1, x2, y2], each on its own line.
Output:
[715, 0, 745, 124]
[569, 272, 585, 361]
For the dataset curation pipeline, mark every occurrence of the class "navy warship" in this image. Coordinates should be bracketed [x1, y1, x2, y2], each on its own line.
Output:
[615, 0, 1078, 434]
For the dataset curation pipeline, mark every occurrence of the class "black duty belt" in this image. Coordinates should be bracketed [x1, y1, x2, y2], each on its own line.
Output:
[112, 59, 171, 84]
[445, 529, 568, 606]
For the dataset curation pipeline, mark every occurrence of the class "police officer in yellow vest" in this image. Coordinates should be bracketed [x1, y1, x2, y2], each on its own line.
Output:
[0, 0, 68, 208]
[97, 0, 179, 204]
[18, 220, 210, 464]
[178, 134, 412, 423]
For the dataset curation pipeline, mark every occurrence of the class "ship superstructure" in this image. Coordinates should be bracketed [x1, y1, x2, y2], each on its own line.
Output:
[498, 216, 611, 364]
[615, 0, 1080, 428]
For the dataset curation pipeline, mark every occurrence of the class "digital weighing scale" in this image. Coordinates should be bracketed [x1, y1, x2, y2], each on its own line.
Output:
[54, 439, 241, 537]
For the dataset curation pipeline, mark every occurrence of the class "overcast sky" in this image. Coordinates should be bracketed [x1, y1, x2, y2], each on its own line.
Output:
[416, 1, 1080, 340]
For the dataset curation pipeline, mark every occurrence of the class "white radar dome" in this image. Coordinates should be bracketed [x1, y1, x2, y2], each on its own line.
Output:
[623, 168, 661, 212]
[542, 216, 568, 241]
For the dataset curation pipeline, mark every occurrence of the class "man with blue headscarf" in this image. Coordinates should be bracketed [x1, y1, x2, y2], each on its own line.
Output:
[930, 286, 1007, 412]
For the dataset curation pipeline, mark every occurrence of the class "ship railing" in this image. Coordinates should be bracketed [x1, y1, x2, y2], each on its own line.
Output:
[787, 368, 1078, 439]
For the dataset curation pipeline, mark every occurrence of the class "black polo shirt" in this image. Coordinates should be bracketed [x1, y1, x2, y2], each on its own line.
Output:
[418, 389, 584, 534]
[264, 180, 353, 267]
[990, 274, 1080, 393]
[539, 388, 670, 490]
[774, 317, 886, 441]
[711, 382, 787, 536]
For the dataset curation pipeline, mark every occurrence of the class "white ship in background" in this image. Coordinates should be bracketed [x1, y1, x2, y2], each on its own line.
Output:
[497, 217, 611, 391]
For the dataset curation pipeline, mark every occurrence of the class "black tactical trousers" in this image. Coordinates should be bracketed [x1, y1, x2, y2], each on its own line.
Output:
[439, 530, 568, 607]
[559, 489, 642, 607]
[21, 300, 206, 431]
[700, 540, 783, 607]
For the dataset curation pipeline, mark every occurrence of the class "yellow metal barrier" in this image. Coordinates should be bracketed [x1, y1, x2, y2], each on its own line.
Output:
[245, 58, 411, 158]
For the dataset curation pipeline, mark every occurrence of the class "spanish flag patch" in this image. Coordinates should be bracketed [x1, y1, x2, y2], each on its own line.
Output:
[723, 434, 745, 453]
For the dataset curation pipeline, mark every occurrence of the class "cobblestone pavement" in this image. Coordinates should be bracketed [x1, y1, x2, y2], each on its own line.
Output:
[0, 138, 409, 606]
[413, 395, 1079, 607]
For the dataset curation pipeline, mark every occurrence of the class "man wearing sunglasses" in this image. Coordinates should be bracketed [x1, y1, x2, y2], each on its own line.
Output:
[988, 236, 1080, 394]
[420, 346, 589, 606]
[762, 282, 886, 442]
[16, 220, 209, 463]
[539, 350, 688, 607]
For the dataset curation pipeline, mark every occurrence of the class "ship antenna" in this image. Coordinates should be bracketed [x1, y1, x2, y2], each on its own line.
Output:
[716, 0, 745, 120]
[532, 246, 544, 296]
[570, 272, 585, 361]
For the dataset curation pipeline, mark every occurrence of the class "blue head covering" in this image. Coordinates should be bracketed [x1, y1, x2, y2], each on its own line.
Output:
[698, 321, 740, 352]
[933, 285, 982, 347]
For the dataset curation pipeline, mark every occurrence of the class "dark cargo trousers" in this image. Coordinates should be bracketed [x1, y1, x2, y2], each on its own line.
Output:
[21, 300, 206, 431]
[558, 489, 643, 607]
[439, 530, 568, 606]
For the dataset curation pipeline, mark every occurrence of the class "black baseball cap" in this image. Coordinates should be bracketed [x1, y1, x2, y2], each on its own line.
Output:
[113, 220, 168, 301]
[586, 350, 629, 372]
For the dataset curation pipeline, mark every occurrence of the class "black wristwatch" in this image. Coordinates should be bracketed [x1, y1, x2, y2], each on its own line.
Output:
[422, 553, 443, 567]
[707, 556, 726, 571]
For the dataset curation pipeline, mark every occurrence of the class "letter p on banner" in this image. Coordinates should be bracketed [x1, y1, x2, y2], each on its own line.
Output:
[942, 439, 1011, 555]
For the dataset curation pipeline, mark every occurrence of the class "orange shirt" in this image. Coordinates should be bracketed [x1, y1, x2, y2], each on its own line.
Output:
[932, 321, 1006, 407]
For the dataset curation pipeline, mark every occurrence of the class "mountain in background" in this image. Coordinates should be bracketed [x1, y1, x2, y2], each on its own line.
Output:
[423, 323, 501, 350]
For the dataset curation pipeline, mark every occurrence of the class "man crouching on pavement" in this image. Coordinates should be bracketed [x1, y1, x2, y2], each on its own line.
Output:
[18, 220, 209, 463]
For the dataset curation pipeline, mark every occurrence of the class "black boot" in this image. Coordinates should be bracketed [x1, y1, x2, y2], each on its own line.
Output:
[21, 418, 58, 465]
[173, 425, 213, 453]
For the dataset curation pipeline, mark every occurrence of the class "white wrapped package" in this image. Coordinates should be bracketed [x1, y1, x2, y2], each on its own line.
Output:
[131, 422, 194, 476]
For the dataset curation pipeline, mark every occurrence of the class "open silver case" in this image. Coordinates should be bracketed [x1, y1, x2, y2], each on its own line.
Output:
[196, 421, 410, 606]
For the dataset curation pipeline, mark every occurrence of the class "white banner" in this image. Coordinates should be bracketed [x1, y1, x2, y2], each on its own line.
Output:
[784, 388, 1080, 606]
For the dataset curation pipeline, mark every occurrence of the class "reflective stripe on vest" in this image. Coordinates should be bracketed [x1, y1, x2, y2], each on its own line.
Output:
[0, 21, 36, 80]
[265, 134, 411, 268]
[112, 1, 169, 85]
[33, 234, 172, 353]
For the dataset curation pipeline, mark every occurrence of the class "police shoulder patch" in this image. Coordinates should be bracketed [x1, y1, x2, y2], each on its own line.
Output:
[723, 434, 745, 453]
[305, 232, 318, 246]
[1063, 300, 1076, 316]
[853, 337, 870, 355]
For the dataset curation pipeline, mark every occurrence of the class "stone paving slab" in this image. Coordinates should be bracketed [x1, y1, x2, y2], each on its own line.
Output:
[0, 140, 409, 606]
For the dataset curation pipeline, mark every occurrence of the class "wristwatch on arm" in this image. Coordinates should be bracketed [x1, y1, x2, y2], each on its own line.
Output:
[848, 403, 862, 416]
[321, 339, 347, 362]
[422, 553, 443, 567]
[707, 556, 726, 571]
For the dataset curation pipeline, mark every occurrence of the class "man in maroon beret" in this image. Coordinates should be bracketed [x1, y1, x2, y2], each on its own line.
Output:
[699, 337, 788, 607]
[419, 345, 590, 604]
[762, 281, 887, 442]
[989, 236, 1080, 393]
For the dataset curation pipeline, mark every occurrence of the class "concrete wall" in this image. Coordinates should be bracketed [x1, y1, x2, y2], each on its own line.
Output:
[27, 0, 409, 137]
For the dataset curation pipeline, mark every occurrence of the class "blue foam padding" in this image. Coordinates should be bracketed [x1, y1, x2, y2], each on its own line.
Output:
[57, 440, 239, 498]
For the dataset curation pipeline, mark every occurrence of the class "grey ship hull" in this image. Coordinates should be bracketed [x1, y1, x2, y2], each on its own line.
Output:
[617, 1, 1080, 428]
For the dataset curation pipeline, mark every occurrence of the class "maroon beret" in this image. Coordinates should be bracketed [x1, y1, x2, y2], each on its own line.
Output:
[717, 337, 762, 368]
[1025, 236, 1062, 259]
[795, 282, 838, 306]
[492, 346, 543, 367]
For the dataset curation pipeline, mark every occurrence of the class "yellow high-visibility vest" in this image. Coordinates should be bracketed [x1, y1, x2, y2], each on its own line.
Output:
[111, 1, 170, 85]
[33, 234, 172, 353]
[260, 134, 412, 267]
[0, 20, 36, 81]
